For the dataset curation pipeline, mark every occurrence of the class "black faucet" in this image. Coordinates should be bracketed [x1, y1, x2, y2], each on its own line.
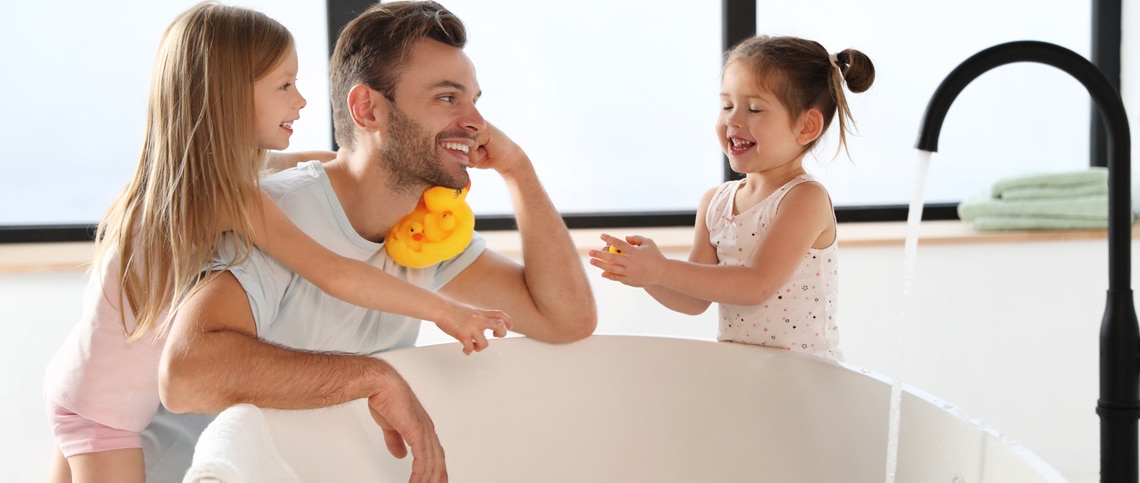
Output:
[916, 40, 1136, 482]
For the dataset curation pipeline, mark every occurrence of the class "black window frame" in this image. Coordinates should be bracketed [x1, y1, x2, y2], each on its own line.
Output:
[0, 0, 1119, 243]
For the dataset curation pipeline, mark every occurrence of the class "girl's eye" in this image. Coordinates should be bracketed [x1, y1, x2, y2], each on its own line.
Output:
[748, 107, 762, 113]
[280, 82, 293, 90]
[721, 105, 733, 111]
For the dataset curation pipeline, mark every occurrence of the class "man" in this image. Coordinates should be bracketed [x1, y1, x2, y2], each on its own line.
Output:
[149, 2, 597, 481]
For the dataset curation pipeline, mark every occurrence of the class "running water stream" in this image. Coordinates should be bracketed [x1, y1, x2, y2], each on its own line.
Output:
[884, 151, 932, 482]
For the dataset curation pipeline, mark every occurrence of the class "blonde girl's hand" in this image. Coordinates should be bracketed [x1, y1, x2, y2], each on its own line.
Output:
[467, 123, 527, 178]
[434, 302, 513, 355]
[588, 234, 668, 288]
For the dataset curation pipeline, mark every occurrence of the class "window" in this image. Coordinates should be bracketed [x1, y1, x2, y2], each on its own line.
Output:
[427, 0, 726, 218]
[0, 0, 332, 226]
[754, 0, 1094, 207]
[0, 0, 1123, 241]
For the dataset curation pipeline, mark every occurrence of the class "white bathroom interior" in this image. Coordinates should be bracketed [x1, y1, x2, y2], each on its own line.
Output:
[3, 0, 1140, 482]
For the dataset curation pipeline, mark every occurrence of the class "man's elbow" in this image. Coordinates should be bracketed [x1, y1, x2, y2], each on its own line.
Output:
[677, 305, 708, 316]
[549, 310, 598, 343]
[158, 352, 218, 414]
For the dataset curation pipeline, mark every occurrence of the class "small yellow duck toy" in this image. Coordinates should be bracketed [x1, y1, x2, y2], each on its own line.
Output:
[385, 182, 475, 268]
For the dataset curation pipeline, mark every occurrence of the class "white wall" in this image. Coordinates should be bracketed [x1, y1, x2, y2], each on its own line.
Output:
[3, 231, 1133, 483]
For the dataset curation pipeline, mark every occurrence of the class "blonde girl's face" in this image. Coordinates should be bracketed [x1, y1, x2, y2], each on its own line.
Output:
[716, 62, 806, 175]
[253, 44, 306, 151]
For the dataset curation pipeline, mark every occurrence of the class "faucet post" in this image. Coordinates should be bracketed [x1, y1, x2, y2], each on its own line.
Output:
[915, 40, 1137, 482]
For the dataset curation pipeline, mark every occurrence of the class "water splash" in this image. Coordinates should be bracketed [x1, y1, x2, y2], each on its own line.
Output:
[884, 151, 932, 482]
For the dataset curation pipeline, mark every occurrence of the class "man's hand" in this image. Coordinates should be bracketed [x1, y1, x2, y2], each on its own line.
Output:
[434, 302, 513, 355]
[468, 123, 527, 178]
[367, 376, 448, 482]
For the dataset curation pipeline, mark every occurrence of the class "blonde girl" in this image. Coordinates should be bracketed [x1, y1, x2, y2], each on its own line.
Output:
[44, 3, 509, 482]
[589, 35, 874, 361]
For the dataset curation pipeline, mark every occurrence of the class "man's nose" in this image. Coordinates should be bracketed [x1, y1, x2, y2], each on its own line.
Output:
[460, 103, 486, 133]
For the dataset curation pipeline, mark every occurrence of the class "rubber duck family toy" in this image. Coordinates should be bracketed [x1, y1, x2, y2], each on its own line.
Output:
[385, 182, 475, 268]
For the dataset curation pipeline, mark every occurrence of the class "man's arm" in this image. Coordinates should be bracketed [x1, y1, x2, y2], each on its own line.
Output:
[439, 124, 597, 343]
[158, 271, 446, 480]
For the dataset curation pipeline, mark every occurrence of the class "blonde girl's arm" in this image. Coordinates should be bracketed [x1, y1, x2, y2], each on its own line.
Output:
[245, 191, 511, 354]
[594, 182, 834, 307]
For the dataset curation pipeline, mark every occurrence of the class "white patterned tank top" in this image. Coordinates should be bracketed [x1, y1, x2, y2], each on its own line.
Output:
[705, 175, 842, 360]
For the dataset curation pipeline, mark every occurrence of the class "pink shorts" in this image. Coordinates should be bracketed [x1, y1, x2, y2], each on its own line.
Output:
[46, 400, 142, 458]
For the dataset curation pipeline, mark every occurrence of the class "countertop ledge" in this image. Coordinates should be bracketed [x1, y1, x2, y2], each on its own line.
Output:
[2, 220, 1135, 273]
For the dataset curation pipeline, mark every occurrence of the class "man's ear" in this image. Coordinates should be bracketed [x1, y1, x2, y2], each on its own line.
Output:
[347, 84, 389, 133]
[796, 108, 824, 146]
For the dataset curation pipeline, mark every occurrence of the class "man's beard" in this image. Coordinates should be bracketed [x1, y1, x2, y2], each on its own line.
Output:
[379, 106, 469, 194]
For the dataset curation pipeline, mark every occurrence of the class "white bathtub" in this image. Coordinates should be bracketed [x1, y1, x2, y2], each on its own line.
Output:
[191, 335, 1067, 482]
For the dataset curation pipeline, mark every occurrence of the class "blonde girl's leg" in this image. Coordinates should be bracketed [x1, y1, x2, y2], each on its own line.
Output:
[67, 448, 145, 483]
[48, 402, 146, 483]
[49, 445, 71, 483]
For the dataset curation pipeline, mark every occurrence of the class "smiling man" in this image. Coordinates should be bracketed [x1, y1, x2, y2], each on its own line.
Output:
[147, 2, 597, 481]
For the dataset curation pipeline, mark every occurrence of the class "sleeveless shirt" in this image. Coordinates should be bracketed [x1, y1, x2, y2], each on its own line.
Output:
[705, 175, 842, 360]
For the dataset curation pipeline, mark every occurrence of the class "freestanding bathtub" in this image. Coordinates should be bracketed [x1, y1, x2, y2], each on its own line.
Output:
[187, 335, 1067, 482]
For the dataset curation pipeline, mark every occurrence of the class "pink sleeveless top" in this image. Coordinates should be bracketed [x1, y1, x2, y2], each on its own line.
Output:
[43, 251, 166, 431]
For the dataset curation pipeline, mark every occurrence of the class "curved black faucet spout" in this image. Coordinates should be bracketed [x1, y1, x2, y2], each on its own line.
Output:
[916, 40, 1137, 482]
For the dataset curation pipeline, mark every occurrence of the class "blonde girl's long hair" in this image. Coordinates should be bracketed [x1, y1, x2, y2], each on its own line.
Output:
[96, 2, 293, 341]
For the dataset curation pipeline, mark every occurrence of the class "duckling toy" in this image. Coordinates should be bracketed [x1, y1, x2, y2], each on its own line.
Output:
[385, 182, 475, 268]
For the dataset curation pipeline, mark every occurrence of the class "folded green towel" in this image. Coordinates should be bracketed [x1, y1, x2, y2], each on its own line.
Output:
[997, 183, 1107, 200]
[969, 215, 1109, 231]
[958, 194, 1109, 221]
[990, 167, 1108, 199]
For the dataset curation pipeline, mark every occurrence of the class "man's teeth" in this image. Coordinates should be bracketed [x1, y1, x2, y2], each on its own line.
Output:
[441, 142, 469, 154]
[280, 121, 293, 129]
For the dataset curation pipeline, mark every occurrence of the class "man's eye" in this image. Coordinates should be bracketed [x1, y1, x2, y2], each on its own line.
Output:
[440, 95, 455, 102]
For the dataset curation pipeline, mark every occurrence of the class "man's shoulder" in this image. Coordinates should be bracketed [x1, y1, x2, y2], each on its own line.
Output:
[261, 161, 328, 202]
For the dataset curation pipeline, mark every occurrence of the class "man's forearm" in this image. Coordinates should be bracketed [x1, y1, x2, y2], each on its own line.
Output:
[158, 272, 395, 414]
[160, 330, 393, 414]
[502, 161, 597, 341]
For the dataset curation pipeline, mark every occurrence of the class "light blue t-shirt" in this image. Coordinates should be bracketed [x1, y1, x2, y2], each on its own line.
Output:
[219, 160, 485, 355]
[142, 160, 486, 481]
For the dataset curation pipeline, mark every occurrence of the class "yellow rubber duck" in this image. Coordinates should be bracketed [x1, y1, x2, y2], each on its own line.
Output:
[385, 182, 475, 268]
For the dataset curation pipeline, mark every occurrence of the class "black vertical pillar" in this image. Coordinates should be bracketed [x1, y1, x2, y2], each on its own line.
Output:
[722, 0, 756, 181]
[1090, 0, 1122, 168]
[325, 0, 377, 150]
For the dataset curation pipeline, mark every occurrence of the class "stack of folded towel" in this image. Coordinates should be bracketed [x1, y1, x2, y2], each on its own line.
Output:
[957, 167, 1130, 231]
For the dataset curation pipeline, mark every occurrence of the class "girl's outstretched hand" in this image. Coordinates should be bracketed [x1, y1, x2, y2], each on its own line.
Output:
[434, 301, 513, 355]
[588, 233, 668, 288]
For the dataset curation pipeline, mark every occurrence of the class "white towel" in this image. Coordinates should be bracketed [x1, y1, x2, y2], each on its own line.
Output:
[182, 404, 302, 483]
